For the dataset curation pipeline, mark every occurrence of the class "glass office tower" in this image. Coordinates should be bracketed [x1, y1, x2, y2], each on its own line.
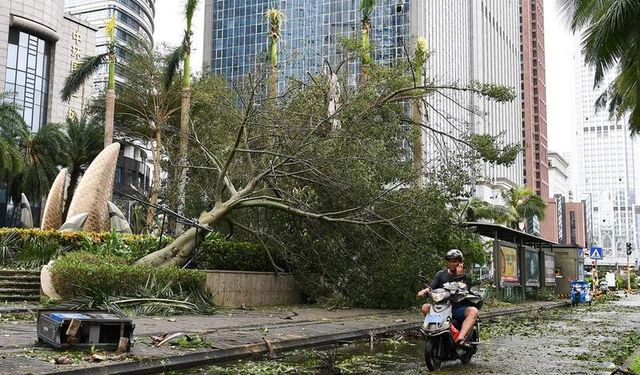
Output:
[203, 0, 409, 83]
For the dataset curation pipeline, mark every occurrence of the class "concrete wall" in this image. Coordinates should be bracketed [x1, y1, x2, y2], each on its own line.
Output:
[204, 270, 301, 307]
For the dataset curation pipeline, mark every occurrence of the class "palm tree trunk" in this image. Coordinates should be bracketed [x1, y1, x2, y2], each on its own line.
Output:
[104, 49, 116, 148]
[411, 37, 427, 188]
[175, 36, 192, 234]
[176, 88, 191, 233]
[268, 36, 278, 101]
[145, 127, 162, 230]
[104, 89, 115, 147]
[327, 71, 341, 131]
[412, 100, 424, 187]
[268, 65, 277, 101]
[360, 21, 371, 83]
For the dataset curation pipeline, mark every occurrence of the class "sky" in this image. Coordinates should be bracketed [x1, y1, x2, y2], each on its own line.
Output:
[153, 0, 205, 73]
[153, 1, 578, 155]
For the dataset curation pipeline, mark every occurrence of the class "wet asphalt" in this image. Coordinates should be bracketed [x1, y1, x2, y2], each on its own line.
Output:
[210, 292, 640, 374]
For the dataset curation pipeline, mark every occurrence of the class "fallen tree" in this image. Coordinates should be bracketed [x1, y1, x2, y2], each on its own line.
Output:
[136, 60, 518, 268]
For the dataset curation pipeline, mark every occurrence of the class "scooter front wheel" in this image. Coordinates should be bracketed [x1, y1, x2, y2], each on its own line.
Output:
[424, 339, 441, 371]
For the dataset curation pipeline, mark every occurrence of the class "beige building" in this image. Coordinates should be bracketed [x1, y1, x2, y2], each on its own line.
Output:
[0, 0, 96, 130]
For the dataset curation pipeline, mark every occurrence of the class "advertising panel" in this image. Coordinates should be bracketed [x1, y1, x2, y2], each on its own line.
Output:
[525, 250, 540, 287]
[500, 245, 519, 286]
[544, 254, 556, 285]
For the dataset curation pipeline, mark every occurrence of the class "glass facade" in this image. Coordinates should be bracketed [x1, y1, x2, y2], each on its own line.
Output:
[208, 0, 410, 85]
[4, 28, 51, 132]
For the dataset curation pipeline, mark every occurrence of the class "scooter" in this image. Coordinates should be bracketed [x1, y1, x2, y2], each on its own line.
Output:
[420, 281, 482, 371]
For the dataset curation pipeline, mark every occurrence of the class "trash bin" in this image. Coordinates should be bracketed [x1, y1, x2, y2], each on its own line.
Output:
[570, 280, 591, 306]
[37, 309, 134, 351]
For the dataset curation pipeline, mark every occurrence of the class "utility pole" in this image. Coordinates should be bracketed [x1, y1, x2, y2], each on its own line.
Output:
[626, 242, 633, 291]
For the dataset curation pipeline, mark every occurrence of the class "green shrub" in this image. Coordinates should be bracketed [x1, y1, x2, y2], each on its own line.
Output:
[51, 252, 205, 301]
[193, 236, 287, 272]
[14, 236, 61, 269]
[0, 228, 170, 267]
[525, 287, 557, 301]
[0, 228, 278, 273]
[615, 273, 638, 289]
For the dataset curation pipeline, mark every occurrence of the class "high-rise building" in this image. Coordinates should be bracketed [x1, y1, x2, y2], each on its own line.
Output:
[0, 0, 97, 227]
[548, 151, 571, 199]
[1, 0, 96, 131]
[521, 0, 549, 199]
[574, 58, 637, 266]
[203, 0, 406, 82]
[419, 1, 523, 203]
[203, 0, 523, 200]
[64, 0, 155, 89]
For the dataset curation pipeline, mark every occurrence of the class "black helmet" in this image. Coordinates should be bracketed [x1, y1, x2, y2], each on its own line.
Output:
[445, 249, 463, 262]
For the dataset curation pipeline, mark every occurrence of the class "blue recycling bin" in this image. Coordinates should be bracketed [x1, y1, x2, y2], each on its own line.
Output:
[570, 280, 591, 306]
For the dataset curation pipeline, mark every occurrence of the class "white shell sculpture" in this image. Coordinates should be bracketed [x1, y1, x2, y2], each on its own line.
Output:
[41, 168, 70, 230]
[65, 143, 120, 232]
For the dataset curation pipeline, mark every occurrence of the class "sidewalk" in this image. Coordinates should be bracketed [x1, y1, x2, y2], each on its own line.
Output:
[0, 300, 568, 375]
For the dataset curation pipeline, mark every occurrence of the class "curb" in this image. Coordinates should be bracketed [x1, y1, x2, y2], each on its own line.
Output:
[0, 306, 38, 314]
[613, 346, 640, 375]
[42, 301, 569, 375]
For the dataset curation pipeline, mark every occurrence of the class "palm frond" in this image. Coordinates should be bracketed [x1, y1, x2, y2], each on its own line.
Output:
[265, 8, 285, 31]
[185, 0, 200, 20]
[61, 53, 108, 102]
[163, 45, 185, 90]
[0, 137, 23, 178]
[359, 0, 376, 15]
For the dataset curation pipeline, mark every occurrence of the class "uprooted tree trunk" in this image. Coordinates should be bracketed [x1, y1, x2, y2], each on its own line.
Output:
[137, 202, 230, 267]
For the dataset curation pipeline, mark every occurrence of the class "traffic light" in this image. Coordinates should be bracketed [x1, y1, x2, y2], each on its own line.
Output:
[626, 242, 633, 256]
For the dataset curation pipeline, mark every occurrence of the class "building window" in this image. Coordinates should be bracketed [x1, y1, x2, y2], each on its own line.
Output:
[4, 28, 51, 132]
[115, 166, 123, 183]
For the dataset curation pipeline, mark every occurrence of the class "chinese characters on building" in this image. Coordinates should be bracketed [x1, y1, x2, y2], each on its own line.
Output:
[67, 30, 83, 120]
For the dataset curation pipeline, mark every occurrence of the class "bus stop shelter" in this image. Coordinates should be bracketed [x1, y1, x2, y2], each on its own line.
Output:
[464, 222, 570, 301]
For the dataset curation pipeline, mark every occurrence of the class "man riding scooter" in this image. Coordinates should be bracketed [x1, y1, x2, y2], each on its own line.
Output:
[417, 249, 479, 347]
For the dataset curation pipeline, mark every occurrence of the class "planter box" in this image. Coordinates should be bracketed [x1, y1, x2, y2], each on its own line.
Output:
[204, 270, 301, 307]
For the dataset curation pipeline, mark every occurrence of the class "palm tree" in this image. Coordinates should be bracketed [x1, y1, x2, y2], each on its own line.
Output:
[359, 0, 376, 81]
[61, 15, 117, 148]
[114, 42, 181, 230]
[164, 0, 200, 231]
[501, 186, 546, 230]
[265, 8, 284, 101]
[464, 197, 497, 222]
[0, 116, 67, 225]
[60, 117, 103, 217]
[463, 187, 546, 230]
[411, 37, 428, 187]
[560, 0, 640, 132]
[0, 99, 25, 180]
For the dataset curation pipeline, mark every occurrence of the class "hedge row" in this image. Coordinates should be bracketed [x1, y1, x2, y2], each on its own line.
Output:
[0, 228, 282, 272]
[51, 252, 206, 300]
[193, 236, 288, 272]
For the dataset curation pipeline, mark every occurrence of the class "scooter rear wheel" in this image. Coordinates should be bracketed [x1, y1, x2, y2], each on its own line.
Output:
[424, 339, 441, 371]
[460, 348, 476, 364]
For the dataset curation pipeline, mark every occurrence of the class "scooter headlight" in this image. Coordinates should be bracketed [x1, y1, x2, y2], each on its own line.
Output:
[431, 289, 450, 303]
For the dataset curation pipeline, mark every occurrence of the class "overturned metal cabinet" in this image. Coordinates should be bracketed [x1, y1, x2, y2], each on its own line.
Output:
[37, 310, 134, 351]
